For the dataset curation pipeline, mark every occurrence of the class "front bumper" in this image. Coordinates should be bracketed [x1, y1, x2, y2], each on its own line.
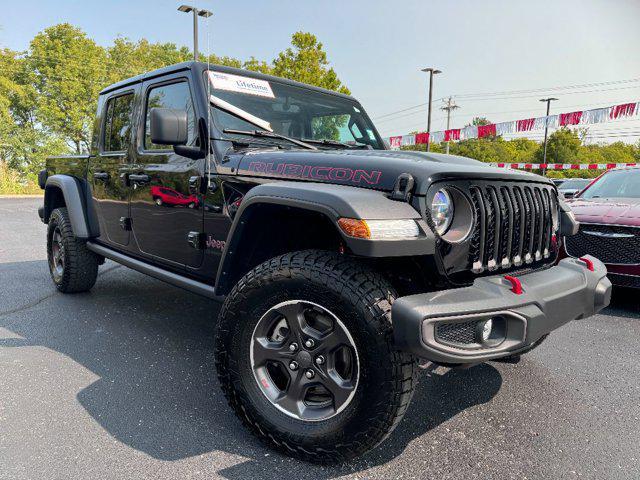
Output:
[392, 256, 611, 364]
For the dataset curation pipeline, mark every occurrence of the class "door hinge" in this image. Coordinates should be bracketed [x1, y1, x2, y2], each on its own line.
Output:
[119, 217, 132, 231]
[187, 231, 206, 249]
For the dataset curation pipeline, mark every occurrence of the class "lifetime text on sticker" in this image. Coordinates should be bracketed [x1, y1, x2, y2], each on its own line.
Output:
[208, 71, 275, 98]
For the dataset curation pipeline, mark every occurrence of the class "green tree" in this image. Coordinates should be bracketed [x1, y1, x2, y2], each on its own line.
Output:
[468, 116, 491, 127]
[29, 23, 108, 153]
[242, 56, 273, 75]
[0, 48, 68, 176]
[272, 32, 350, 94]
[535, 128, 581, 164]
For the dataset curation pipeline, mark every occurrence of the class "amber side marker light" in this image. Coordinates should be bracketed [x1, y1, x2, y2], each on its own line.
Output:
[338, 218, 371, 239]
[337, 218, 420, 240]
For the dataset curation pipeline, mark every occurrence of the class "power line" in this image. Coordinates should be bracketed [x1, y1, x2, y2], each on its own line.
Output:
[450, 85, 640, 102]
[453, 77, 640, 99]
[372, 97, 446, 120]
[372, 77, 640, 122]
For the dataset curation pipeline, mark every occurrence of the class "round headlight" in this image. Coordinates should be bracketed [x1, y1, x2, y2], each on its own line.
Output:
[431, 189, 454, 235]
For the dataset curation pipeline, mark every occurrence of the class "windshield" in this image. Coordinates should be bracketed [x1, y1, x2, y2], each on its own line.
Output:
[580, 169, 640, 199]
[206, 70, 383, 149]
[559, 179, 590, 190]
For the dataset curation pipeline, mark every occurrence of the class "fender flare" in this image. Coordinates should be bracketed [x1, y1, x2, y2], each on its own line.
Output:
[44, 175, 98, 239]
[215, 181, 435, 291]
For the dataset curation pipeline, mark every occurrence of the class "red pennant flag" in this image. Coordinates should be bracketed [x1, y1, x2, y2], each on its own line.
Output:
[516, 118, 535, 131]
[559, 111, 583, 126]
[389, 136, 402, 148]
[477, 124, 496, 138]
[415, 132, 430, 144]
[609, 102, 636, 119]
[444, 129, 460, 141]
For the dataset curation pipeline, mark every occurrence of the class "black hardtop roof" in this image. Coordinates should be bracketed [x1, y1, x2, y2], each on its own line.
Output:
[99, 61, 357, 101]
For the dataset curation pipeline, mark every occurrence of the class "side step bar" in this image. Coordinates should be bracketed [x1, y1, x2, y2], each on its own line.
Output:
[86, 242, 223, 301]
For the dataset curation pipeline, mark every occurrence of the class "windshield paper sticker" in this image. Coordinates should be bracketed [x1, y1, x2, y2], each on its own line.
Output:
[209, 71, 275, 98]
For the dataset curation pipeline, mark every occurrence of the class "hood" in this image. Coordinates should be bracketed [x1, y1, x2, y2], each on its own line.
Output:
[233, 149, 550, 193]
[566, 197, 640, 227]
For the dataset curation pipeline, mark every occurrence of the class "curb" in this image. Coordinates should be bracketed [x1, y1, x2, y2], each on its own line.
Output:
[0, 195, 42, 198]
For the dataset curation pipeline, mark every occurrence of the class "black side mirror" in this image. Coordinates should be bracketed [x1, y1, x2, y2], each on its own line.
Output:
[150, 108, 188, 145]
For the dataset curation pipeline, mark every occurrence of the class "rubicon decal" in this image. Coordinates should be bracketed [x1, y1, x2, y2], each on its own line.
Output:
[247, 162, 382, 185]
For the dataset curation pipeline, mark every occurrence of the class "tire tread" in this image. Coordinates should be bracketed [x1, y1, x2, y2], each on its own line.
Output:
[215, 250, 417, 463]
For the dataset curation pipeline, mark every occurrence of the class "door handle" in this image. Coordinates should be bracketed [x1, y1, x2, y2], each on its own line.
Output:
[188, 175, 200, 194]
[94, 172, 109, 181]
[128, 174, 150, 184]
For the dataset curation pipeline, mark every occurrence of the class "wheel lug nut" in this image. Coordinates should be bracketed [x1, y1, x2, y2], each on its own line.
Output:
[315, 355, 325, 365]
[289, 342, 298, 352]
[304, 339, 315, 348]
[305, 369, 315, 379]
[289, 361, 298, 371]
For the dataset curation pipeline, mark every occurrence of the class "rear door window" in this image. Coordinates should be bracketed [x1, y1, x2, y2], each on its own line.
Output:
[103, 93, 134, 152]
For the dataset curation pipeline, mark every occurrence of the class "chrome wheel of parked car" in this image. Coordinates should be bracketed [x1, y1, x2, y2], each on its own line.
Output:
[250, 299, 359, 421]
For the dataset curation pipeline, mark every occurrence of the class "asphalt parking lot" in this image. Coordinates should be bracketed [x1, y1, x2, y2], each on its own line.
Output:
[0, 197, 639, 480]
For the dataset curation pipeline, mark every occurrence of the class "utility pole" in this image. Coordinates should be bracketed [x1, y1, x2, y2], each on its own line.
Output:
[539, 97, 558, 174]
[421, 67, 441, 152]
[441, 96, 460, 155]
[178, 5, 213, 62]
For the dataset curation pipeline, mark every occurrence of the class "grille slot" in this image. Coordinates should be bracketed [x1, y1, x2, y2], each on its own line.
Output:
[565, 224, 640, 265]
[435, 321, 479, 345]
[469, 184, 557, 273]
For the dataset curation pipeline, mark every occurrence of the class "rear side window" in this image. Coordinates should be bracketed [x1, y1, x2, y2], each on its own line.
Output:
[144, 81, 196, 150]
[103, 93, 134, 152]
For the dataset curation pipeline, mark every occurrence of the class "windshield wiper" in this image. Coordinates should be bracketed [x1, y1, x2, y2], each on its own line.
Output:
[223, 129, 317, 150]
[302, 138, 371, 149]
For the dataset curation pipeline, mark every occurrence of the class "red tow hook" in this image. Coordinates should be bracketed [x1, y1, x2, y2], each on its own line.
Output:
[579, 257, 595, 271]
[504, 275, 523, 295]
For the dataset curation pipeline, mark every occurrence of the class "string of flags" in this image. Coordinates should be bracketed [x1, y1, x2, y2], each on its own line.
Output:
[491, 162, 637, 170]
[387, 101, 640, 149]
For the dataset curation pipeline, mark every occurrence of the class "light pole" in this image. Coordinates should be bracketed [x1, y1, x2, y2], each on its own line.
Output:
[539, 97, 558, 170]
[178, 5, 213, 62]
[421, 67, 441, 151]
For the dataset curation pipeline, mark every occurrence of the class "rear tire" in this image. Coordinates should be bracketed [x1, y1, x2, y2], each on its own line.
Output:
[215, 250, 417, 463]
[47, 207, 99, 293]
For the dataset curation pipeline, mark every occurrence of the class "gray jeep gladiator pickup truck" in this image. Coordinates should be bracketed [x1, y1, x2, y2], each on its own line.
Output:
[38, 61, 611, 463]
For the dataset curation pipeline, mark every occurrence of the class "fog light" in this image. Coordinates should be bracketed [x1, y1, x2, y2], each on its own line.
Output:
[480, 319, 493, 342]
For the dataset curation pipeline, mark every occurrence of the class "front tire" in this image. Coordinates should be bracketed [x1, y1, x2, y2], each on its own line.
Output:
[47, 207, 99, 293]
[214, 250, 417, 463]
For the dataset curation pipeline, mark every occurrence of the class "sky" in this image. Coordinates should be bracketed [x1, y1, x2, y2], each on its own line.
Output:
[1, 0, 639, 143]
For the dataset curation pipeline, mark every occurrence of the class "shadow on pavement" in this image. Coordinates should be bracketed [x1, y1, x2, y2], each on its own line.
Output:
[0, 260, 502, 478]
[600, 287, 640, 320]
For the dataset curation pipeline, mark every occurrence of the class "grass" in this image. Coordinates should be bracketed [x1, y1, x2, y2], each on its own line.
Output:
[0, 163, 42, 195]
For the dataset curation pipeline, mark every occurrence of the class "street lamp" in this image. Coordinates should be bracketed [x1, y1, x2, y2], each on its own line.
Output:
[178, 5, 213, 62]
[421, 67, 442, 151]
[539, 97, 558, 168]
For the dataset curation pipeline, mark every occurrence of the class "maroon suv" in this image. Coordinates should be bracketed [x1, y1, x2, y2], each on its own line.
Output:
[565, 167, 640, 288]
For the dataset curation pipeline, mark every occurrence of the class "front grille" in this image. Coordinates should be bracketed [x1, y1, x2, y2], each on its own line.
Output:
[435, 321, 478, 345]
[566, 224, 640, 265]
[607, 273, 640, 288]
[468, 184, 557, 273]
